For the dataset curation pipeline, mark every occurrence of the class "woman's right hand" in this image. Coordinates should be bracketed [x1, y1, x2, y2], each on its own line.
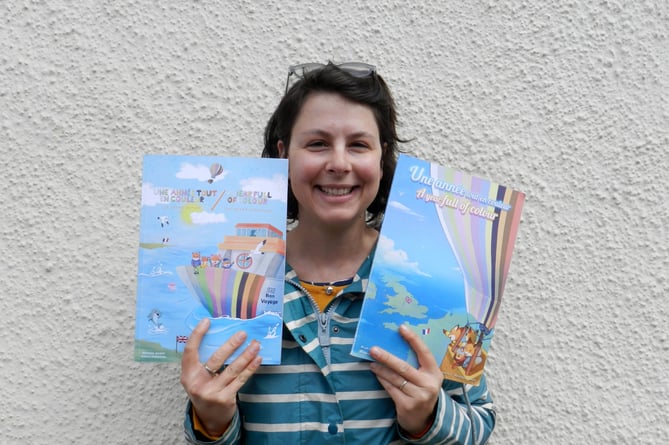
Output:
[180, 318, 263, 437]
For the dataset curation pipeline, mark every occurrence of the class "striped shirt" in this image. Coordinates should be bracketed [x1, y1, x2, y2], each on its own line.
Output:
[185, 254, 496, 444]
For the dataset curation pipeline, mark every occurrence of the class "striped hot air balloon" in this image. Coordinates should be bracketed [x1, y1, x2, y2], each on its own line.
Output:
[429, 162, 524, 376]
[208, 162, 224, 184]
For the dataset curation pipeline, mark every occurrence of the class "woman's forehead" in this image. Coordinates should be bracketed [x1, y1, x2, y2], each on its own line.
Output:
[291, 92, 380, 137]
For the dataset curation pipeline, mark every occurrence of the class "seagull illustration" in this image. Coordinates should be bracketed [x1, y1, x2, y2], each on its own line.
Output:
[251, 239, 267, 255]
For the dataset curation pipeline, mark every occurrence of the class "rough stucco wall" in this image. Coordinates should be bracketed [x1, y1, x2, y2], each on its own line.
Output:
[1, 0, 667, 443]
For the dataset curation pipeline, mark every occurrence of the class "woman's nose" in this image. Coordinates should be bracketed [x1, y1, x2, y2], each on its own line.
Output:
[326, 145, 351, 173]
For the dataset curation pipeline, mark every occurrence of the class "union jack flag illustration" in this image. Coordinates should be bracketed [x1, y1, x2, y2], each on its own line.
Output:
[176, 335, 189, 343]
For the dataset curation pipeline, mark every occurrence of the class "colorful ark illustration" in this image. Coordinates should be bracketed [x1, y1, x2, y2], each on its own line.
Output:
[177, 223, 286, 319]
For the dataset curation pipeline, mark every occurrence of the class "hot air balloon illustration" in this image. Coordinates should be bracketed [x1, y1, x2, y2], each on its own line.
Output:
[208, 162, 224, 184]
[430, 163, 525, 382]
[176, 223, 286, 320]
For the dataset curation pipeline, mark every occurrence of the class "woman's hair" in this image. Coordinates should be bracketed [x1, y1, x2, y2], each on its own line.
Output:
[262, 63, 403, 227]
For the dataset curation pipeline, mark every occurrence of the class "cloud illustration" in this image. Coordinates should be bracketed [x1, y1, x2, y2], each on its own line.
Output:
[141, 183, 161, 207]
[387, 200, 423, 219]
[377, 234, 431, 277]
[240, 174, 288, 202]
[176, 162, 228, 183]
[191, 211, 227, 225]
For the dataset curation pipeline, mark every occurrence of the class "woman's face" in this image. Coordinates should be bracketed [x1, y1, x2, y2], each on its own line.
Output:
[279, 92, 383, 229]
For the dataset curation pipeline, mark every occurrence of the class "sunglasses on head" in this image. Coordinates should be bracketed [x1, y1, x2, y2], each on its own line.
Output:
[285, 62, 377, 93]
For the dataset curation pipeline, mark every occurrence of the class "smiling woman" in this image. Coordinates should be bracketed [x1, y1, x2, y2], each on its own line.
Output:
[180, 63, 496, 445]
[277, 92, 384, 232]
[263, 63, 401, 227]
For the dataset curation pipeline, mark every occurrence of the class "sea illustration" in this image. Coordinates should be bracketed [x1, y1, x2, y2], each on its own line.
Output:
[135, 155, 288, 364]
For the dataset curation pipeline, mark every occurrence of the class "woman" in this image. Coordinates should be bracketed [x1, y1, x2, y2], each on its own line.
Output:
[181, 62, 496, 444]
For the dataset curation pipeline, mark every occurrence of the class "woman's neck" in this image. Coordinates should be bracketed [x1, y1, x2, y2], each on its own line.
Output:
[286, 221, 378, 283]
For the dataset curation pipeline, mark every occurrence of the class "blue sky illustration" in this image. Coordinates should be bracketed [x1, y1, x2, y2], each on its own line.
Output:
[139, 155, 288, 249]
[375, 157, 466, 298]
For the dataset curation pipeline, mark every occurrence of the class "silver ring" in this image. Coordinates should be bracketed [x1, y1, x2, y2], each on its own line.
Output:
[399, 379, 408, 391]
[203, 363, 218, 377]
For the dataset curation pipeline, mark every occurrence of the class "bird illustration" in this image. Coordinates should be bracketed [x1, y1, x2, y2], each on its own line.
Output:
[251, 239, 267, 255]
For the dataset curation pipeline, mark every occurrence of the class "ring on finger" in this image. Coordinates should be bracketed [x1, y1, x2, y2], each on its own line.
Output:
[203, 363, 219, 377]
[399, 379, 408, 391]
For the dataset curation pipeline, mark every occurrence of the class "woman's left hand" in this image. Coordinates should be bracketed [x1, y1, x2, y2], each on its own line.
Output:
[369, 324, 443, 436]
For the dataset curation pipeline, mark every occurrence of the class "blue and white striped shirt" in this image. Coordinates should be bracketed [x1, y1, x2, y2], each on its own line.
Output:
[185, 254, 496, 444]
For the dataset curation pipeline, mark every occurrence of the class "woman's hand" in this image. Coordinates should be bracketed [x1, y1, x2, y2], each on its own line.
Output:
[180, 318, 263, 437]
[369, 324, 443, 436]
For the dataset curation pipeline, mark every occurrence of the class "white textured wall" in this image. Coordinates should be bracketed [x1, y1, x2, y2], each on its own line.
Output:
[1, 1, 667, 443]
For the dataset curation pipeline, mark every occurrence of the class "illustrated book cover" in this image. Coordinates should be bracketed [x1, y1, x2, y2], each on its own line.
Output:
[134, 154, 288, 364]
[351, 153, 525, 385]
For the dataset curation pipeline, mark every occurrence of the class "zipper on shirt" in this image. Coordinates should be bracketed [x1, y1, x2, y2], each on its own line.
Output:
[317, 301, 340, 365]
[288, 279, 340, 365]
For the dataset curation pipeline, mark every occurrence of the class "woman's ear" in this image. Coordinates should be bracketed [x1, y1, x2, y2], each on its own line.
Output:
[277, 140, 287, 158]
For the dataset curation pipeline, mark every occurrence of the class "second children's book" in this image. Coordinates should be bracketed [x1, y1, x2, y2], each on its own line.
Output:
[351, 153, 524, 385]
[134, 154, 288, 364]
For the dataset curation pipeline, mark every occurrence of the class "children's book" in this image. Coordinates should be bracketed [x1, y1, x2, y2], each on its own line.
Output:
[134, 154, 288, 364]
[351, 153, 525, 385]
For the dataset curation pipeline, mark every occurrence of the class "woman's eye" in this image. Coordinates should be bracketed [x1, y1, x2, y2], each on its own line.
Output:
[351, 141, 371, 150]
[307, 140, 327, 148]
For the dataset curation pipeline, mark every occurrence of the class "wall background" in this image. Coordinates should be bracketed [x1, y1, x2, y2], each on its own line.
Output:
[1, 1, 667, 443]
